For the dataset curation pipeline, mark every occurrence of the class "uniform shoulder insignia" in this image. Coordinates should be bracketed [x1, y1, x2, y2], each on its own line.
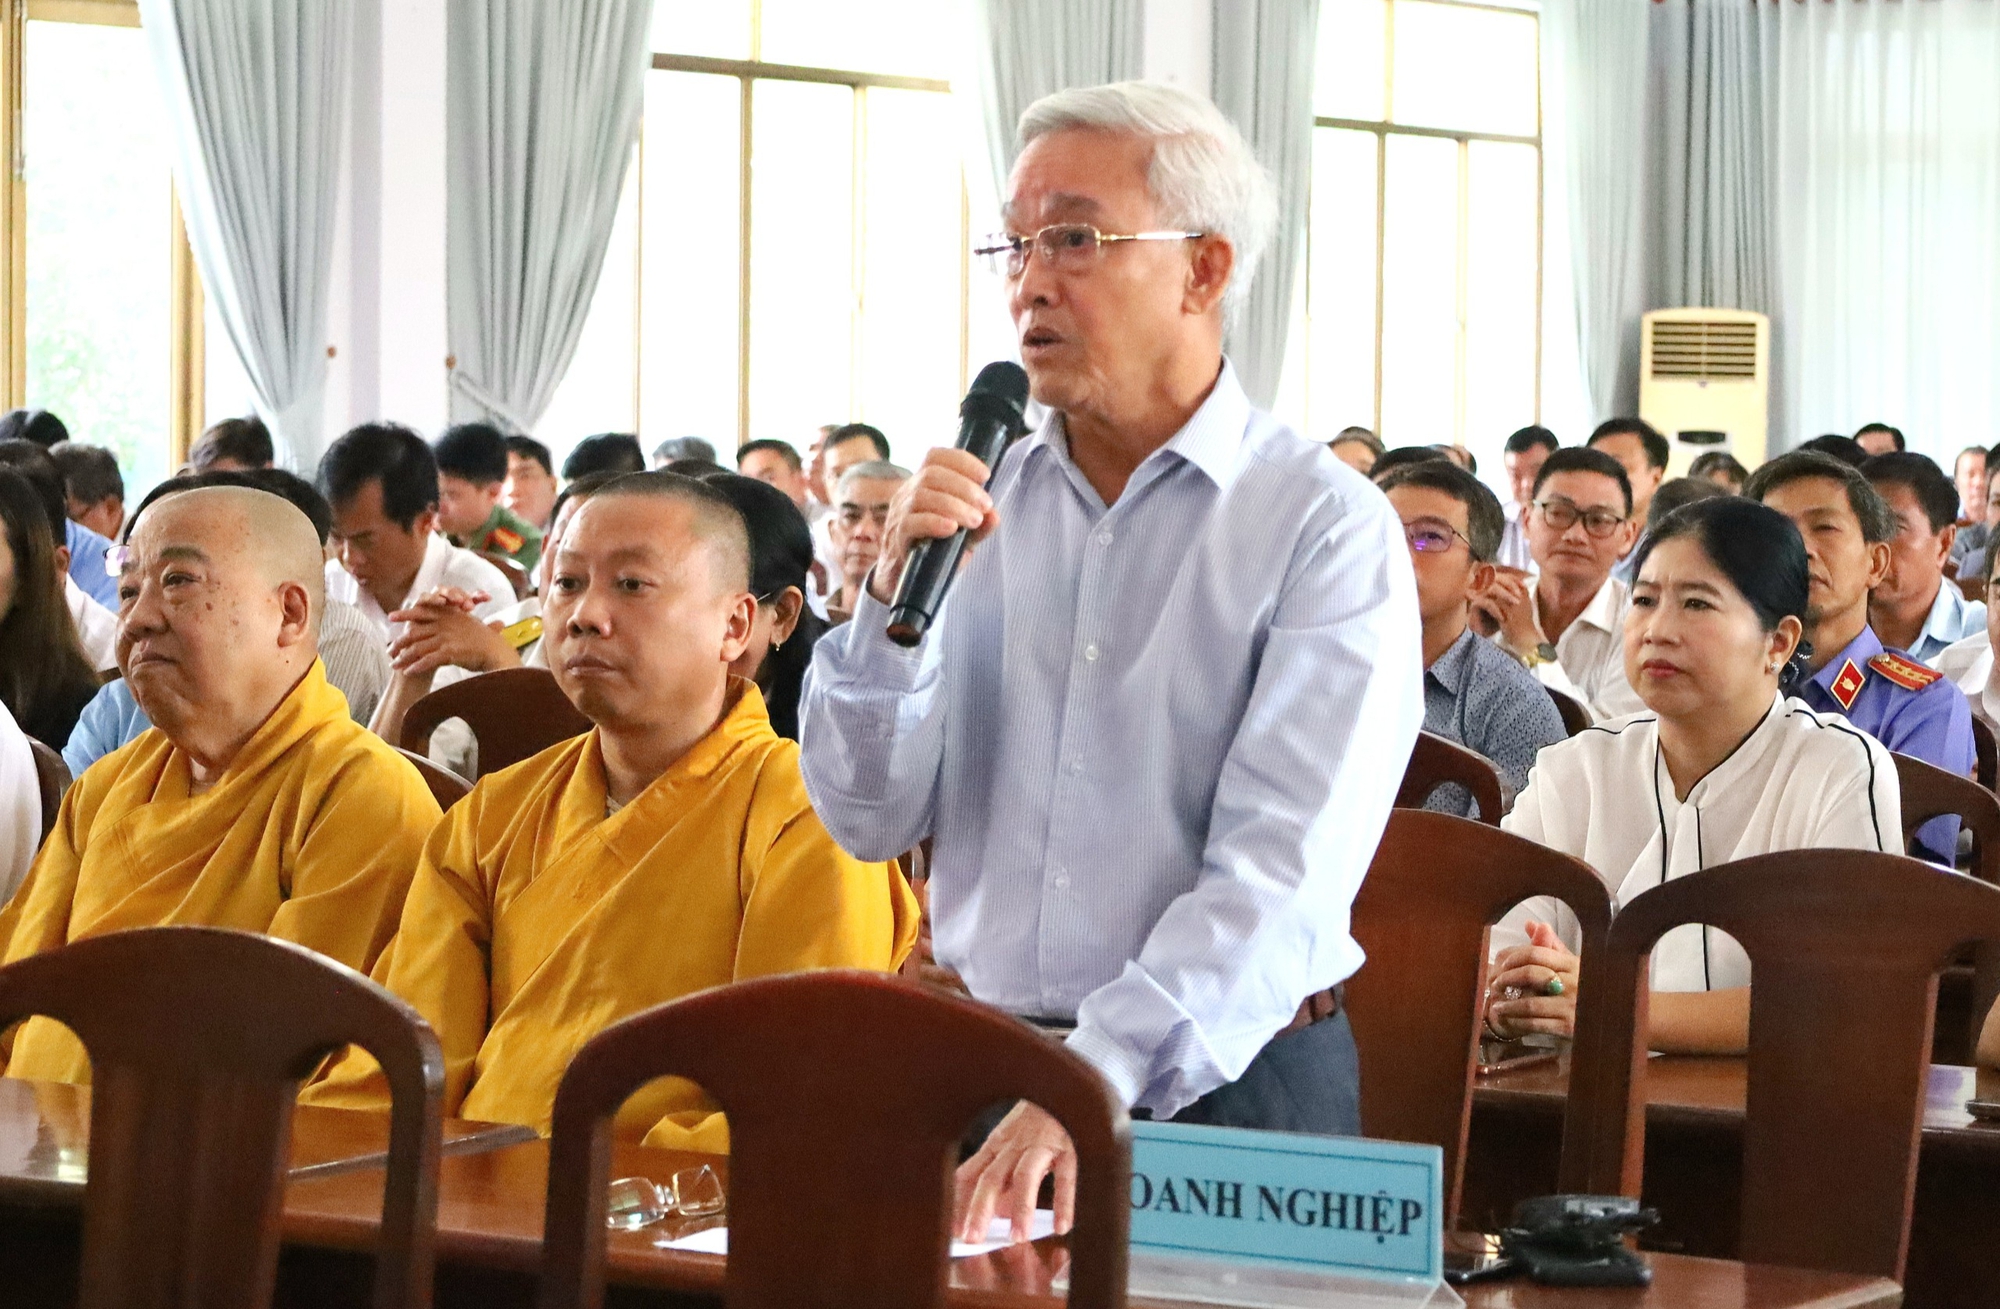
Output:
[1869, 651, 1942, 692]
[501, 615, 543, 650]
[486, 526, 525, 555]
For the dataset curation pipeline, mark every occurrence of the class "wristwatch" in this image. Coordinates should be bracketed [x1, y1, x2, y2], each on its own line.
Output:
[1521, 641, 1559, 670]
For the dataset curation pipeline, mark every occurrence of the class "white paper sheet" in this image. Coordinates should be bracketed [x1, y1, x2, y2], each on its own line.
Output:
[655, 1209, 1057, 1258]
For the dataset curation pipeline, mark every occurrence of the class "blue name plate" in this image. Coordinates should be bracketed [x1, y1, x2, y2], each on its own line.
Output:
[1127, 1121, 1443, 1284]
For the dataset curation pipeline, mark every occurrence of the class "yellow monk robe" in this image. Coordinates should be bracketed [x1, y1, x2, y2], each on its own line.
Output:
[0, 661, 440, 1083]
[306, 681, 919, 1151]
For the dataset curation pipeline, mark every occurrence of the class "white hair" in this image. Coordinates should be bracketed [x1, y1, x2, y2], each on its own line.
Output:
[835, 459, 911, 500]
[1016, 80, 1278, 329]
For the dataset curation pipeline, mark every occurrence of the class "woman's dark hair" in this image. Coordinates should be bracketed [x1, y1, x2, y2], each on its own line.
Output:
[694, 470, 820, 741]
[0, 468, 101, 748]
[1631, 495, 1810, 637]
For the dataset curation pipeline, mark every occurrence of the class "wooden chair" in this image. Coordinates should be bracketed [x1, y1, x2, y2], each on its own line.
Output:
[399, 667, 590, 779]
[1546, 687, 1591, 737]
[1558, 851, 2000, 1281]
[0, 927, 444, 1309]
[27, 739, 68, 842]
[480, 552, 534, 601]
[394, 746, 473, 811]
[538, 970, 1129, 1309]
[1972, 714, 1996, 791]
[1395, 731, 1506, 824]
[1893, 750, 2000, 1056]
[1348, 810, 1611, 1223]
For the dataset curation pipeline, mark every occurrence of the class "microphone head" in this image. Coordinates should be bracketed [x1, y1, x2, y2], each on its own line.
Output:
[966, 360, 1030, 419]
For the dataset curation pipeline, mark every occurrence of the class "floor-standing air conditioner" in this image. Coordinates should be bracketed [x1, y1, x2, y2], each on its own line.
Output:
[1638, 308, 1769, 478]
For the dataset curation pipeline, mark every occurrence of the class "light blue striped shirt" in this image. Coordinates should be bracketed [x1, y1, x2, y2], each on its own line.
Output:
[800, 362, 1423, 1118]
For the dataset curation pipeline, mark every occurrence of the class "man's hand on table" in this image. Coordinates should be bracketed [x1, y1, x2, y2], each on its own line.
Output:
[953, 1101, 1076, 1245]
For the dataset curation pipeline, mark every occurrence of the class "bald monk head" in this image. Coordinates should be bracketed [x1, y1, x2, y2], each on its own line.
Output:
[544, 472, 756, 806]
[116, 486, 325, 782]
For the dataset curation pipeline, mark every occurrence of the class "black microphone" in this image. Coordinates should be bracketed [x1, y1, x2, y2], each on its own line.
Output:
[885, 360, 1030, 647]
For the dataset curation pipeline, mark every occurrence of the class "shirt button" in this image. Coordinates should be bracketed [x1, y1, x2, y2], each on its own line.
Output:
[1069, 757, 1084, 774]
[1096, 530, 1114, 546]
[1053, 873, 1070, 890]
[1083, 643, 1100, 662]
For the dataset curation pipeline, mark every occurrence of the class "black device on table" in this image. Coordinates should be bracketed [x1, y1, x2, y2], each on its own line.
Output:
[1458, 1194, 1659, 1287]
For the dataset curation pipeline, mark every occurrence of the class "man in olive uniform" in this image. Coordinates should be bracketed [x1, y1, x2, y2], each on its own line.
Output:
[433, 422, 543, 572]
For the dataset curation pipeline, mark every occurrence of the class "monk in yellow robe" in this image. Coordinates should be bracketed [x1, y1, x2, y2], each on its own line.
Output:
[308, 473, 917, 1150]
[0, 486, 439, 1083]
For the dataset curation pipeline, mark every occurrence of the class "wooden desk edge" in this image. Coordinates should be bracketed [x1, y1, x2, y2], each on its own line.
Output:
[285, 1121, 541, 1183]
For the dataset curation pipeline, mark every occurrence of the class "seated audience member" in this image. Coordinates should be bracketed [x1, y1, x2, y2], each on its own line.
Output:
[0, 438, 115, 612]
[652, 435, 717, 468]
[1378, 460, 1565, 813]
[1329, 426, 1381, 475]
[502, 435, 558, 531]
[1647, 475, 1727, 530]
[61, 470, 392, 774]
[188, 415, 275, 472]
[736, 438, 811, 512]
[0, 408, 68, 449]
[1486, 497, 1900, 1055]
[1863, 452, 1984, 665]
[813, 425, 896, 583]
[1439, 444, 1477, 473]
[0, 442, 115, 671]
[1937, 545, 2000, 730]
[49, 442, 124, 541]
[560, 432, 645, 481]
[1953, 443, 2000, 580]
[0, 700, 34, 900]
[1586, 418, 1668, 583]
[318, 422, 512, 641]
[1688, 449, 1750, 493]
[1499, 426, 1558, 571]
[1369, 445, 1451, 481]
[0, 470, 97, 753]
[1800, 433, 1869, 467]
[825, 460, 910, 626]
[1748, 451, 1973, 859]
[1954, 445, 1988, 528]
[0, 487, 438, 1084]
[1854, 422, 1905, 457]
[433, 422, 543, 570]
[697, 471, 822, 742]
[306, 473, 918, 1144]
[1475, 447, 1647, 721]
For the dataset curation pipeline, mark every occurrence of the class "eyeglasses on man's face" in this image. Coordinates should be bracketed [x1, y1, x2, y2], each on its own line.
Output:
[1401, 517, 1473, 554]
[973, 223, 1207, 279]
[1533, 497, 1626, 539]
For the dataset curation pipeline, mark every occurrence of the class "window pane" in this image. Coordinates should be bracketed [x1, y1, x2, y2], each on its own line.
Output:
[1303, 128, 1380, 440]
[859, 88, 961, 457]
[747, 79, 855, 444]
[536, 150, 639, 463]
[1377, 134, 1460, 444]
[1314, 0, 1388, 122]
[24, 19, 172, 497]
[652, 0, 752, 60]
[1464, 141, 1539, 462]
[1390, 1, 1539, 138]
[758, 0, 957, 78]
[640, 71, 742, 445]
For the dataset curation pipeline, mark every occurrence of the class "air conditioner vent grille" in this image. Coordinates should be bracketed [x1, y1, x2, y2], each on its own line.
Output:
[1649, 320, 1760, 379]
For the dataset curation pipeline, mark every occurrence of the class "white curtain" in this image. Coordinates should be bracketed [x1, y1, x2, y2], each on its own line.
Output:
[1541, 0, 1651, 421]
[1762, 0, 2000, 456]
[1211, 0, 1320, 409]
[445, 0, 654, 432]
[969, 0, 1144, 206]
[139, 0, 352, 466]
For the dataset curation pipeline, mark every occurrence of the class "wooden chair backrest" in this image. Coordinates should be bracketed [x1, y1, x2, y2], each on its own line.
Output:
[1558, 851, 2000, 1281]
[398, 667, 590, 778]
[28, 738, 68, 842]
[1893, 750, 2000, 1057]
[480, 552, 534, 601]
[0, 927, 443, 1309]
[1394, 731, 1506, 824]
[1972, 714, 1997, 791]
[1546, 688, 1591, 737]
[538, 971, 1129, 1309]
[393, 747, 473, 811]
[1348, 811, 1610, 1222]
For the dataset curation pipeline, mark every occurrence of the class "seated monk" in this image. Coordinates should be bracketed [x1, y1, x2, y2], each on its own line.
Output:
[0, 487, 440, 1083]
[307, 472, 918, 1148]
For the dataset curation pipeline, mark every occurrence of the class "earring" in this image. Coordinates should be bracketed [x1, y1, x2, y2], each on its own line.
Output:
[773, 638, 784, 653]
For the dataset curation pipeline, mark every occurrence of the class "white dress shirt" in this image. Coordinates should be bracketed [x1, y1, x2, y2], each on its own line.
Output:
[1522, 574, 1646, 722]
[1938, 630, 1998, 727]
[324, 533, 513, 644]
[319, 598, 392, 725]
[0, 697, 38, 902]
[64, 577, 118, 672]
[800, 361, 1424, 1118]
[1496, 696, 1901, 991]
[1905, 579, 1987, 667]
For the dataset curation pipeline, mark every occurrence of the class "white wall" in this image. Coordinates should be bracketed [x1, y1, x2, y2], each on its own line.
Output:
[1145, 0, 1213, 88]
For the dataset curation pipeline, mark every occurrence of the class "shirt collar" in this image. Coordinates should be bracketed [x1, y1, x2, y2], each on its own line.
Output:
[409, 533, 454, 608]
[1528, 572, 1626, 637]
[1023, 357, 1252, 496]
[1922, 580, 1968, 646]
[1425, 626, 1479, 688]
[1811, 624, 1884, 691]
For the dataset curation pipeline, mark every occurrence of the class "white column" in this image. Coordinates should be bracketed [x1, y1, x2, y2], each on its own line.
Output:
[373, 0, 450, 435]
[1143, 0, 1214, 90]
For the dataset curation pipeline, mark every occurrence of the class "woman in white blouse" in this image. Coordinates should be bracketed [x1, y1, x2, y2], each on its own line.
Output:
[1485, 495, 1902, 1054]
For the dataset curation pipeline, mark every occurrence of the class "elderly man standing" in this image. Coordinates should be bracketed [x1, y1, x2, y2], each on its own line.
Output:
[0, 487, 439, 1084]
[800, 82, 1422, 1240]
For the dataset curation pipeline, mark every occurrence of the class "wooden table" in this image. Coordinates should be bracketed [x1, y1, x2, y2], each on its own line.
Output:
[1465, 1057, 1999, 1309]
